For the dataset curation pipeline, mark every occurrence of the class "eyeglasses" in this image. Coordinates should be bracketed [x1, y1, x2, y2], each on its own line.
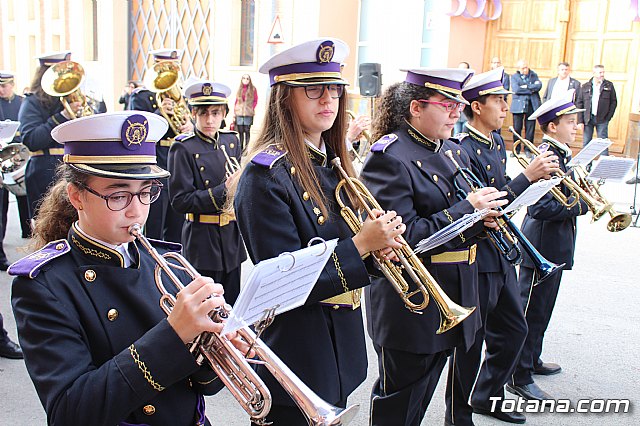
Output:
[82, 183, 163, 211]
[302, 84, 344, 100]
[417, 99, 465, 112]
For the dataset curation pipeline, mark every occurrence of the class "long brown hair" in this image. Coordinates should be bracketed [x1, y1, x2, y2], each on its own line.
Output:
[28, 65, 58, 112]
[227, 83, 355, 217]
[235, 74, 256, 106]
[370, 82, 437, 142]
[30, 164, 90, 250]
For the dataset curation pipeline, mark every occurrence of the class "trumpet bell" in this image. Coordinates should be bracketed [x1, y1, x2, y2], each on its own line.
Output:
[607, 212, 632, 232]
[41, 61, 86, 97]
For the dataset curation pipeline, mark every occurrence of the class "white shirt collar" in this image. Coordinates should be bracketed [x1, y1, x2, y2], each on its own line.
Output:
[542, 135, 572, 158]
[75, 222, 134, 267]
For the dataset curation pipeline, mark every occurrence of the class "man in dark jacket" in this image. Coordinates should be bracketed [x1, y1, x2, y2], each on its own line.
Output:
[575, 65, 617, 154]
[510, 60, 542, 153]
[543, 62, 581, 102]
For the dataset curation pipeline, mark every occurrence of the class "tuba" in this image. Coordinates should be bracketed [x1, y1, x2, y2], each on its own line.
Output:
[144, 60, 190, 134]
[129, 224, 358, 426]
[41, 61, 94, 119]
[332, 157, 475, 331]
[509, 126, 630, 232]
[444, 150, 564, 286]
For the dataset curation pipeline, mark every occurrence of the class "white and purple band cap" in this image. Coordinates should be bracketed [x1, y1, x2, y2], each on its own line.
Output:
[0, 70, 15, 84]
[37, 51, 72, 66]
[259, 38, 349, 86]
[462, 67, 512, 101]
[183, 80, 231, 106]
[149, 48, 183, 61]
[528, 89, 585, 125]
[403, 68, 474, 104]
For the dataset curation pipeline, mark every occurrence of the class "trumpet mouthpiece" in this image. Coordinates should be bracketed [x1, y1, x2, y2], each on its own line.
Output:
[330, 157, 341, 167]
[128, 223, 143, 236]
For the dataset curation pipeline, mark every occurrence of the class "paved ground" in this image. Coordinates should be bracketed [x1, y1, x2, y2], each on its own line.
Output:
[1, 158, 639, 425]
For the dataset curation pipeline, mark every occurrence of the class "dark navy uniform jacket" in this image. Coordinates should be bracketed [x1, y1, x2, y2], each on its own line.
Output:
[0, 94, 24, 141]
[10, 224, 221, 426]
[234, 143, 371, 406]
[520, 136, 588, 270]
[168, 129, 246, 271]
[456, 125, 531, 273]
[18, 94, 69, 214]
[360, 122, 484, 355]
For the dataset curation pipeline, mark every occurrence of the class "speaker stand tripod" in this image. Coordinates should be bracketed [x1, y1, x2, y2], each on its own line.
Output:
[630, 146, 640, 228]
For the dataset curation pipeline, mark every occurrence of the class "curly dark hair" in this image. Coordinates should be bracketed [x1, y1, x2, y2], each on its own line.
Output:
[370, 82, 438, 142]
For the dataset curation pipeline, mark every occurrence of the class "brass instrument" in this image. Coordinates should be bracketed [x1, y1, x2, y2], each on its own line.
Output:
[129, 224, 359, 426]
[332, 157, 475, 331]
[0, 143, 29, 196]
[145, 60, 189, 134]
[346, 110, 371, 165]
[220, 144, 241, 179]
[444, 150, 564, 286]
[509, 126, 631, 232]
[41, 61, 94, 119]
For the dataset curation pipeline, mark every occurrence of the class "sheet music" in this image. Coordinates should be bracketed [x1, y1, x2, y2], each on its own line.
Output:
[0, 121, 20, 144]
[222, 238, 338, 335]
[502, 177, 563, 214]
[567, 138, 611, 168]
[587, 156, 636, 183]
[414, 208, 490, 253]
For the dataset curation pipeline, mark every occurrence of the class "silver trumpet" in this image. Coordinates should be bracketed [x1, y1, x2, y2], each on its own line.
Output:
[129, 223, 359, 425]
[220, 144, 241, 179]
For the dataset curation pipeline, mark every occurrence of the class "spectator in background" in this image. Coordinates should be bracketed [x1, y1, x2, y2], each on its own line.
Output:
[543, 62, 581, 102]
[510, 59, 542, 154]
[118, 80, 141, 110]
[490, 56, 510, 92]
[576, 65, 617, 155]
[232, 74, 258, 151]
[453, 61, 471, 135]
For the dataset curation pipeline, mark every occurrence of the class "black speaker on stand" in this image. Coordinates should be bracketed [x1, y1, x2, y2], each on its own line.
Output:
[358, 63, 382, 97]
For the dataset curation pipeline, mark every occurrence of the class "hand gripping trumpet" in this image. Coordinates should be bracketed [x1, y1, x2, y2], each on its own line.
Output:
[220, 144, 241, 180]
[509, 126, 631, 232]
[332, 157, 475, 331]
[346, 110, 371, 165]
[444, 150, 564, 286]
[129, 224, 358, 426]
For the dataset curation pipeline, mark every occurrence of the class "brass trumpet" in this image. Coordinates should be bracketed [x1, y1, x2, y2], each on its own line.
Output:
[145, 60, 190, 134]
[41, 60, 94, 119]
[129, 224, 358, 426]
[220, 144, 241, 179]
[509, 126, 630, 232]
[444, 150, 564, 286]
[332, 157, 475, 331]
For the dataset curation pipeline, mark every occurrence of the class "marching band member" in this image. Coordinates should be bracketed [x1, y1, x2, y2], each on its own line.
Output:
[359, 68, 508, 426]
[168, 80, 246, 305]
[508, 90, 588, 401]
[445, 68, 558, 425]
[132, 48, 191, 242]
[10, 111, 249, 425]
[18, 51, 76, 220]
[230, 38, 405, 425]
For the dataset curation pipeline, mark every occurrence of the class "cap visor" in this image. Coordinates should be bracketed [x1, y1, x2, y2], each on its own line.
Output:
[71, 163, 170, 180]
[437, 89, 469, 105]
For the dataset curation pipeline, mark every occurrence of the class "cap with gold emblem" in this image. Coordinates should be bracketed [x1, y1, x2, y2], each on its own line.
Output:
[259, 38, 349, 86]
[402, 68, 474, 104]
[149, 48, 182, 62]
[183, 80, 231, 106]
[51, 111, 170, 179]
[0, 71, 15, 85]
[461, 67, 512, 102]
[36, 51, 72, 67]
[528, 89, 584, 125]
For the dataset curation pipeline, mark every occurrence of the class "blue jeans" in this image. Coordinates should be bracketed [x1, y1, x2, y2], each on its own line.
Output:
[583, 117, 609, 155]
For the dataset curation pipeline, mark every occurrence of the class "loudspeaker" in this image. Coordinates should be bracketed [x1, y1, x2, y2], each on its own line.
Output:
[358, 63, 382, 97]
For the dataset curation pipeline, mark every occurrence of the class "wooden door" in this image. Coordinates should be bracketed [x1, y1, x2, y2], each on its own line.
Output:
[485, 0, 639, 154]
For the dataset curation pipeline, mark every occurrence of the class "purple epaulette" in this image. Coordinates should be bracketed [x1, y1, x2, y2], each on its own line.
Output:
[174, 133, 194, 142]
[146, 238, 182, 253]
[251, 145, 287, 168]
[8, 239, 70, 279]
[370, 134, 398, 153]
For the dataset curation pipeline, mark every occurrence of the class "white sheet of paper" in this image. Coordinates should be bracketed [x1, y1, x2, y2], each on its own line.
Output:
[222, 238, 338, 335]
[502, 177, 563, 214]
[414, 209, 490, 254]
[567, 138, 611, 168]
[587, 156, 636, 183]
[0, 121, 20, 144]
